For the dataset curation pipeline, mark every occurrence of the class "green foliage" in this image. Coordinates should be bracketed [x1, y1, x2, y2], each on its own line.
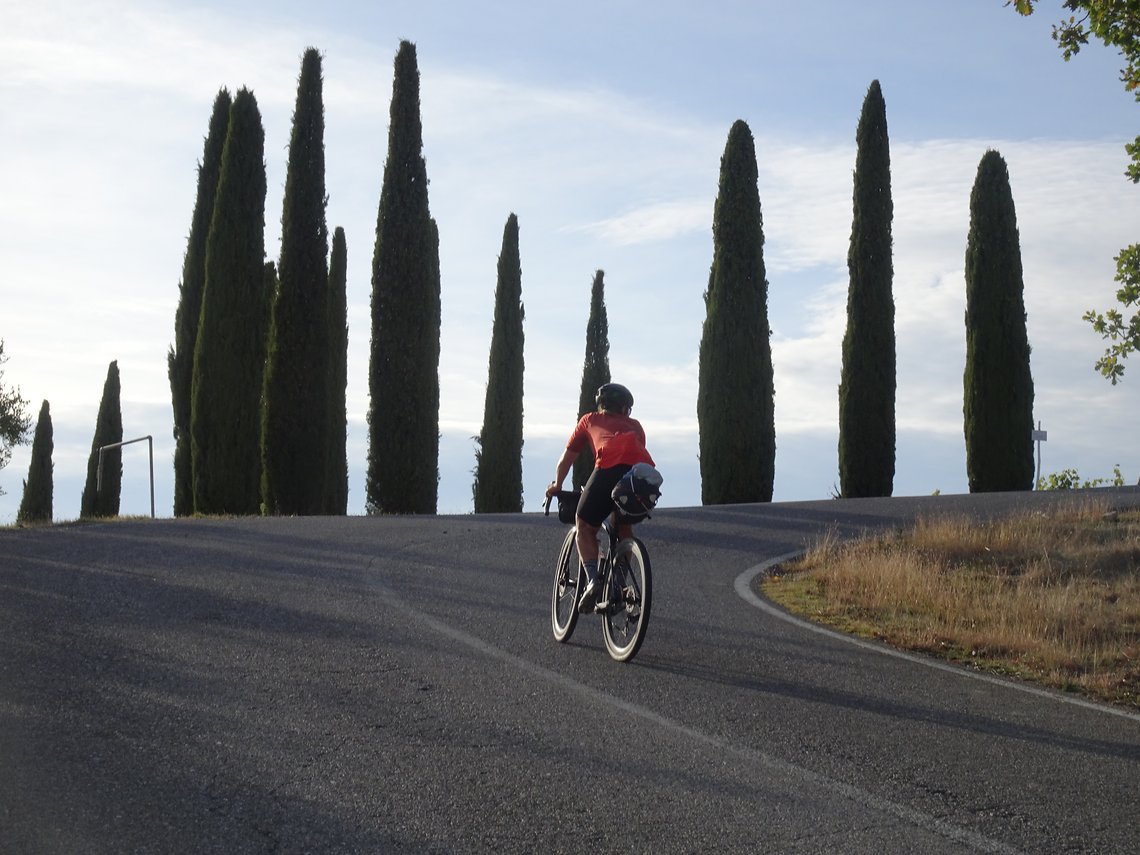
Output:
[573, 270, 611, 490]
[963, 150, 1036, 493]
[1083, 243, 1140, 382]
[697, 120, 776, 505]
[16, 400, 51, 524]
[191, 88, 269, 515]
[367, 41, 442, 515]
[80, 362, 123, 519]
[838, 80, 896, 499]
[473, 213, 525, 513]
[325, 226, 349, 514]
[1011, 1, 1140, 379]
[169, 88, 231, 517]
[262, 48, 331, 515]
[0, 340, 31, 493]
[1037, 464, 1125, 490]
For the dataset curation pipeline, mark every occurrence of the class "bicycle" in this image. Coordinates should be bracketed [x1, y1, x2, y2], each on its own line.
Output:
[543, 483, 655, 663]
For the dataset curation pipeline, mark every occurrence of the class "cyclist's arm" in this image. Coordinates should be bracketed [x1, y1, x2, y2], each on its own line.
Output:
[546, 448, 578, 498]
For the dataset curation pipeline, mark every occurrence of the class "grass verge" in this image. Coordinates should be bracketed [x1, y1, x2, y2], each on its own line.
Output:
[761, 501, 1140, 709]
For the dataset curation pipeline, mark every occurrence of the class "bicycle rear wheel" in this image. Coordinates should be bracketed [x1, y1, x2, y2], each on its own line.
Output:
[551, 527, 581, 642]
[601, 537, 651, 662]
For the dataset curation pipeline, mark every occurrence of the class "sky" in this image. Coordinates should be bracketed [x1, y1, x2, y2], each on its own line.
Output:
[0, 0, 1137, 522]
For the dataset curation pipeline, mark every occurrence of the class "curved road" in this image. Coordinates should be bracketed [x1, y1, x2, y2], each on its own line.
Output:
[2, 489, 1138, 853]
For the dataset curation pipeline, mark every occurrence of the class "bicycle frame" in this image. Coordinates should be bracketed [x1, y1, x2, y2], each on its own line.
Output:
[546, 496, 653, 662]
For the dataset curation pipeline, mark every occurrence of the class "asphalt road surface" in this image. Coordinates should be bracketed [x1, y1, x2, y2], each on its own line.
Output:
[2, 488, 1139, 854]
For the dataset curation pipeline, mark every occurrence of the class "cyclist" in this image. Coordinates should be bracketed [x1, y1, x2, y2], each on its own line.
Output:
[545, 382, 655, 611]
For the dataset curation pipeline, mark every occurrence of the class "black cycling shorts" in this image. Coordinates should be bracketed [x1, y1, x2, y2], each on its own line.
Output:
[576, 464, 631, 527]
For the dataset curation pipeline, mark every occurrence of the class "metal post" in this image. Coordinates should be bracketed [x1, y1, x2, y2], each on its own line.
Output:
[148, 435, 155, 519]
[96, 435, 156, 518]
[1031, 421, 1047, 490]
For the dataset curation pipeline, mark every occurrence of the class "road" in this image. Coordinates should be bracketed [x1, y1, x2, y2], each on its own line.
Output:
[1, 489, 1138, 853]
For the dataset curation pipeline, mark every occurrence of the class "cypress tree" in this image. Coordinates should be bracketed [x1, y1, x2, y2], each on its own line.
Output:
[262, 262, 279, 340]
[573, 270, 611, 490]
[191, 88, 268, 515]
[838, 80, 896, 498]
[257, 260, 279, 511]
[169, 88, 231, 517]
[80, 361, 123, 518]
[473, 213, 525, 513]
[325, 226, 349, 514]
[697, 120, 775, 505]
[17, 399, 52, 524]
[262, 48, 331, 515]
[964, 149, 1035, 493]
[366, 40, 441, 515]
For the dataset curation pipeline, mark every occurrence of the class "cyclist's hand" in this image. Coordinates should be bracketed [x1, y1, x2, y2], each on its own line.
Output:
[544, 481, 560, 500]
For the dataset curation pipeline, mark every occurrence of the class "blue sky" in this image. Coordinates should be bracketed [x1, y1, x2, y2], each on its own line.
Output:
[1, 0, 1136, 521]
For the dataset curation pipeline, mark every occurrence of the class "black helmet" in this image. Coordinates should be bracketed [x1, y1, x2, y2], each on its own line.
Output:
[595, 382, 634, 412]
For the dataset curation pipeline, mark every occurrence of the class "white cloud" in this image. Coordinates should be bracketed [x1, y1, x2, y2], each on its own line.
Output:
[570, 199, 711, 246]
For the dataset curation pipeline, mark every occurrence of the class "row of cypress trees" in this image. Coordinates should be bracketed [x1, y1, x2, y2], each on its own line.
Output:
[697, 81, 1034, 502]
[835, 82, 1033, 498]
[18, 358, 123, 524]
[171, 41, 447, 517]
[169, 49, 349, 516]
[164, 50, 1034, 518]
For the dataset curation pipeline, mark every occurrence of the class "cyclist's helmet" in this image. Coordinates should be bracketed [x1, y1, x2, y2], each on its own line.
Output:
[595, 382, 634, 413]
[611, 462, 663, 520]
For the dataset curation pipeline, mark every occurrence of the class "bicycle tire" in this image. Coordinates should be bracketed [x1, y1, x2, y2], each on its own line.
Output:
[601, 537, 651, 662]
[551, 526, 581, 642]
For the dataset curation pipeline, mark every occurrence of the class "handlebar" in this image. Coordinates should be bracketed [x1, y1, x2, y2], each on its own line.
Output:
[543, 480, 559, 516]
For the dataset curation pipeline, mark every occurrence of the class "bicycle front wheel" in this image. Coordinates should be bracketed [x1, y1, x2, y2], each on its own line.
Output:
[601, 537, 652, 662]
[551, 526, 581, 642]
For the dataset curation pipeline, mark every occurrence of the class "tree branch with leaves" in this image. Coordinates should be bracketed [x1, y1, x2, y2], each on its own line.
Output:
[1010, 0, 1140, 382]
[0, 340, 32, 493]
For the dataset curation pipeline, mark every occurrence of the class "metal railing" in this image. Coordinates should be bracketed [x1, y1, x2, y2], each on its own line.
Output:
[97, 435, 155, 519]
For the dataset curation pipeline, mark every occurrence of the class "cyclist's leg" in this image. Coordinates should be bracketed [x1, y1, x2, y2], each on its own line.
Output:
[575, 519, 600, 565]
[577, 467, 629, 553]
[575, 466, 624, 608]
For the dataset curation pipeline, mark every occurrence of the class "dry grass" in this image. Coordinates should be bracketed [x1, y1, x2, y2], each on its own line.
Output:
[762, 502, 1140, 708]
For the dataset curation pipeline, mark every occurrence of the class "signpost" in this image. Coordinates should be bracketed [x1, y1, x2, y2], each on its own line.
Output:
[1031, 421, 1047, 489]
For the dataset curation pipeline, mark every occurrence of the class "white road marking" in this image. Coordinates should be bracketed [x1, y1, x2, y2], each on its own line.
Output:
[735, 553, 1140, 724]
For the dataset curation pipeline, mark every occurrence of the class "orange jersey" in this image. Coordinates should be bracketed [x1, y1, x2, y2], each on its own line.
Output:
[566, 412, 654, 470]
